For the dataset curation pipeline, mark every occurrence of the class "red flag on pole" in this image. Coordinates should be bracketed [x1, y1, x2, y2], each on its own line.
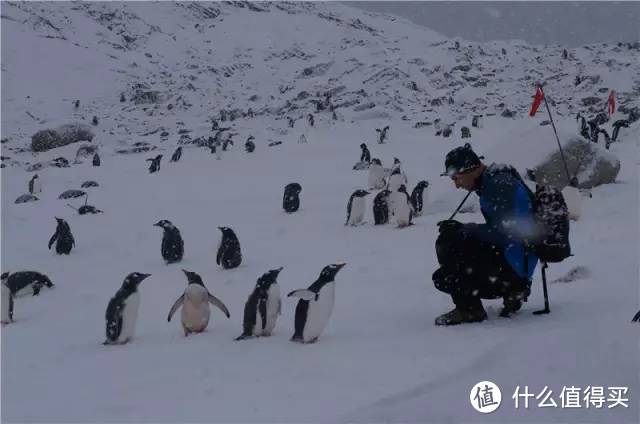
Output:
[607, 90, 616, 116]
[529, 86, 544, 117]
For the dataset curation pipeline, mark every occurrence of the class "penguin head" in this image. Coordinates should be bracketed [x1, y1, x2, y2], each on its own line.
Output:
[371, 158, 382, 166]
[319, 263, 346, 282]
[393, 157, 400, 165]
[182, 269, 205, 286]
[156, 154, 163, 160]
[258, 267, 283, 289]
[360, 143, 367, 149]
[416, 180, 430, 189]
[54, 217, 66, 226]
[1, 272, 9, 281]
[217, 226, 235, 237]
[353, 189, 370, 198]
[153, 220, 174, 229]
[123, 272, 151, 289]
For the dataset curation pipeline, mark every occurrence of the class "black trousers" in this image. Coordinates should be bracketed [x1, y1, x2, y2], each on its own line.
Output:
[432, 225, 529, 309]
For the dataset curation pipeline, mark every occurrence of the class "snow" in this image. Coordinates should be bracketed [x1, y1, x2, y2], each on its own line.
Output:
[1, 2, 639, 423]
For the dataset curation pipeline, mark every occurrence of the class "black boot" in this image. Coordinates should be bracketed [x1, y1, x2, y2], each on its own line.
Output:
[435, 296, 487, 326]
[500, 284, 531, 317]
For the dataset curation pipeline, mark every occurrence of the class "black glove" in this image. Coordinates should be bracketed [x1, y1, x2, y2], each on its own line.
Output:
[437, 219, 463, 233]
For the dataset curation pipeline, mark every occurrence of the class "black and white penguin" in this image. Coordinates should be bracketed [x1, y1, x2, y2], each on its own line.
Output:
[245, 135, 256, 153]
[359, 143, 371, 164]
[1, 273, 13, 324]
[168, 270, 230, 336]
[283, 183, 302, 213]
[288, 117, 295, 128]
[376, 125, 390, 144]
[368, 158, 386, 189]
[93, 153, 101, 167]
[153, 220, 184, 264]
[92, 116, 99, 126]
[28, 174, 41, 194]
[410, 180, 430, 216]
[147, 155, 163, 173]
[170, 147, 182, 162]
[345, 189, 369, 226]
[216, 227, 242, 269]
[392, 185, 413, 228]
[373, 189, 391, 225]
[222, 136, 233, 151]
[236, 267, 283, 340]
[104, 272, 150, 345]
[3, 271, 54, 296]
[387, 158, 408, 192]
[612, 119, 629, 142]
[288, 263, 346, 344]
[48, 217, 75, 255]
[307, 113, 315, 127]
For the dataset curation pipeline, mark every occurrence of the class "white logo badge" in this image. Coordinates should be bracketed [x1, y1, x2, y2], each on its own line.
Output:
[470, 381, 502, 413]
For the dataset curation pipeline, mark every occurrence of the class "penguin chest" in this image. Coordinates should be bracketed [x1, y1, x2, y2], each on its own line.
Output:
[368, 165, 384, 188]
[1, 284, 11, 323]
[393, 194, 411, 226]
[303, 283, 335, 342]
[348, 198, 366, 225]
[182, 285, 210, 332]
[119, 292, 140, 342]
[31, 178, 42, 194]
[388, 173, 403, 191]
[260, 284, 281, 335]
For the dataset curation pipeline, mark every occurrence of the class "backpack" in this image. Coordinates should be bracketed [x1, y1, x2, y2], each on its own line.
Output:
[507, 167, 572, 263]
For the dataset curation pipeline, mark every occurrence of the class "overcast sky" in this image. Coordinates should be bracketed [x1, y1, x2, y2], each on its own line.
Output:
[346, 2, 640, 47]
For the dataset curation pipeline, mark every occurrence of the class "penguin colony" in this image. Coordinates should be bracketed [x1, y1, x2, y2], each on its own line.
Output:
[3, 123, 436, 346]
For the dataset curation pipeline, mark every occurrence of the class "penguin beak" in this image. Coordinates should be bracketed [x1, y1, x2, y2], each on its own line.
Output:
[275, 267, 284, 274]
[140, 273, 151, 281]
[153, 222, 161, 227]
[334, 263, 347, 270]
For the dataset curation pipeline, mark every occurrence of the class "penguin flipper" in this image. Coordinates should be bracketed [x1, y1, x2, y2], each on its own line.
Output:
[632, 310, 640, 322]
[48, 232, 58, 250]
[208, 293, 230, 318]
[167, 294, 184, 322]
[287, 289, 318, 301]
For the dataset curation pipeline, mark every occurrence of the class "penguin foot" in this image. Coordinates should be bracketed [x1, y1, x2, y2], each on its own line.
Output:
[234, 334, 254, 341]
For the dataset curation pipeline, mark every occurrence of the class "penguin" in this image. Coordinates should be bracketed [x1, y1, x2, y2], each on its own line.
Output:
[103, 272, 150, 345]
[73, 99, 80, 109]
[153, 220, 184, 264]
[147, 154, 163, 173]
[599, 128, 612, 149]
[1, 273, 13, 324]
[283, 183, 302, 213]
[245, 135, 256, 153]
[222, 136, 233, 151]
[210, 142, 222, 160]
[3, 271, 54, 296]
[387, 158, 408, 192]
[288, 117, 295, 128]
[359, 143, 371, 164]
[170, 147, 182, 162]
[410, 180, 430, 216]
[216, 227, 242, 269]
[373, 189, 391, 225]
[367, 158, 386, 189]
[307, 113, 315, 127]
[392, 185, 413, 228]
[288, 263, 346, 344]
[93, 153, 101, 167]
[48, 217, 75, 255]
[612, 119, 629, 142]
[376, 126, 390, 144]
[120, 93, 126, 102]
[92, 116, 99, 126]
[235, 267, 283, 340]
[345, 189, 369, 226]
[28, 174, 41, 194]
[168, 269, 230, 336]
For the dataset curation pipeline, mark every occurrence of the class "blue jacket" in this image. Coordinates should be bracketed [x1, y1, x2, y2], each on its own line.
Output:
[466, 164, 538, 279]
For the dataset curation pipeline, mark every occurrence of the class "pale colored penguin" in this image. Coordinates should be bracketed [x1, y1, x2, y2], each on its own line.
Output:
[345, 190, 369, 226]
[392, 185, 413, 227]
[386, 158, 408, 192]
[168, 270, 230, 336]
[368, 158, 386, 189]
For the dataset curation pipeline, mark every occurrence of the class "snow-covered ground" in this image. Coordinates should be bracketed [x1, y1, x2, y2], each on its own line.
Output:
[1, 2, 639, 423]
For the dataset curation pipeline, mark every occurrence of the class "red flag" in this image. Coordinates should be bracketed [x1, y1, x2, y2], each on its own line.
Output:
[529, 86, 544, 117]
[607, 90, 616, 116]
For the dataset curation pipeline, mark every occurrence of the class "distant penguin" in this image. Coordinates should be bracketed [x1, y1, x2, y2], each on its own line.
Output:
[307, 113, 315, 127]
[73, 99, 80, 109]
[223, 136, 233, 151]
[288, 117, 295, 128]
[387, 158, 408, 192]
[376, 125, 390, 144]
[245, 135, 256, 153]
[103, 272, 151, 345]
[345, 189, 369, 226]
[147, 155, 163, 173]
[392, 185, 413, 228]
[170, 147, 182, 162]
[93, 153, 101, 167]
[92, 116, 98, 126]
[368, 158, 386, 189]
[48, 217, 75, 255]
[410, 180, 430, 216]
[153, 220, 184, 264]
[28, 174, 41, 194]
[1, 274, 13, 324]
[168, 269, 230, 336]
[283, 183, 302, 213]
[3, 271, 54, 296]
[612, 119, 629, 142]
[236, 267, 283, 340]
[216, 227, 242, 269]
[373, 189, 391, 225]
[288, 263, 346, 344]
[359, 143, 371, 164]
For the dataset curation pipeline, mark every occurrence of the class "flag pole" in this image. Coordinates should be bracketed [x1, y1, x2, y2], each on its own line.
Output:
[539, 84, 572, 185]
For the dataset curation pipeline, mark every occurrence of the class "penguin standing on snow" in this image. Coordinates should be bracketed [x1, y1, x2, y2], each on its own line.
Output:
[373, 189, 391, 225]
[104, 272, 151, 345]
[283, 183, 302, 213]
[236, 267, 283, 340]
[153, 220, 184, 264]
[168, 270, 230, 336]
[216, 227, 242, 269]
[147, 155, 163, 173]
[368, 158, 386, 189]
[245, 135, 256, 153]
[93, 153, 101, 167]
[28, 174, 42, 194]
[48, 217, 75, 255]
[387, 158, 408, 191]
[1, 273, 14, 324]
[410, 180, 430, 216]
[3, 271, 54, 296]
[288, 263, 346, 344]
[170, 147, 182, 162]
[345, 189, 369, 226]
[376, 126, 390, 144]
[392, 185, 413, 228]
[359, 143, 371, 164]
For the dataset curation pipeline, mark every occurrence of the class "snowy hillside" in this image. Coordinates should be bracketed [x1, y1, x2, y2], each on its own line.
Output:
[1, 2, 639, 423]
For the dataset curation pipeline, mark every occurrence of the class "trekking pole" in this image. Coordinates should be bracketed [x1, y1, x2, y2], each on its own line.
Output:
[533, 262, 551, 315]
[539, 84, 572, 185]
[448, 190, 473, 220]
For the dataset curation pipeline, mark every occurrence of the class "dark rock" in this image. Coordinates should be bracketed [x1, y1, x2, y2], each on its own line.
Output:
[501, 109, 516, 118]
[31, 123, 95, 152]
[581, 96, 601, 106]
